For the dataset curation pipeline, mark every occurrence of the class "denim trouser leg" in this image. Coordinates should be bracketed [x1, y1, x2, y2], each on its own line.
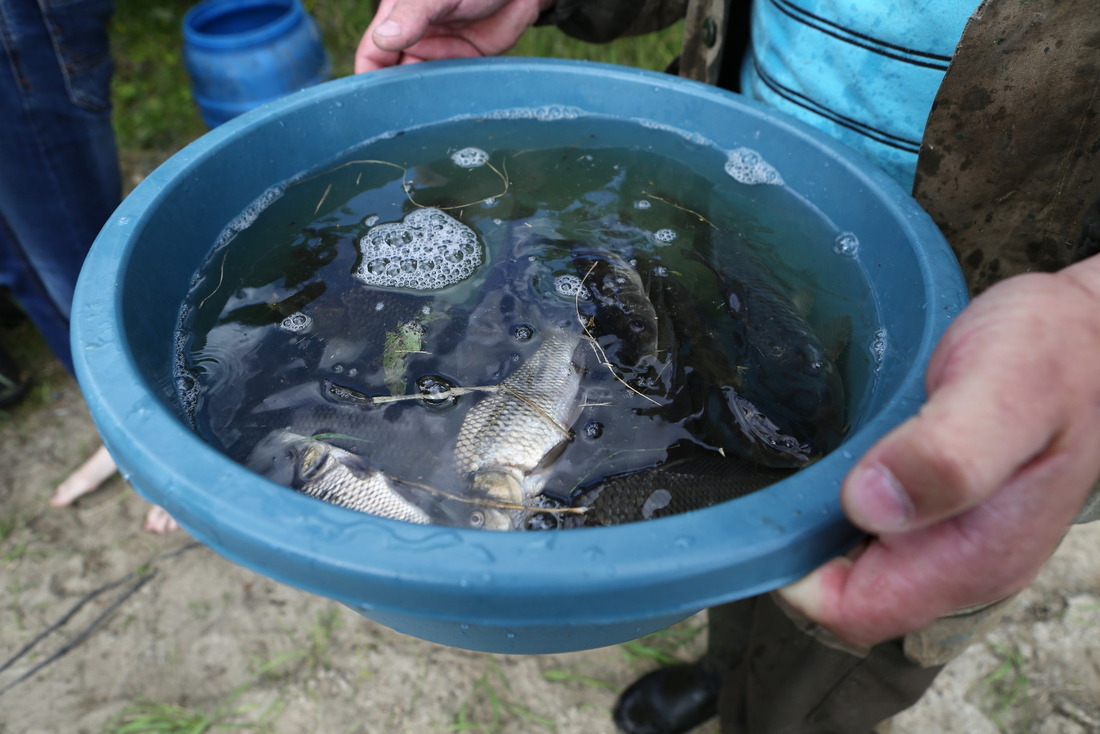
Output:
[0, 0, 119, 373]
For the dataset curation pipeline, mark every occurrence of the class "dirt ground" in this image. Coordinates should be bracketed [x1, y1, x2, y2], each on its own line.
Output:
[0, 325, 1097, 734]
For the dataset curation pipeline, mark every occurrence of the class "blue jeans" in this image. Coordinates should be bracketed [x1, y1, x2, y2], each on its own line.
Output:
[0, 0, 119, 373]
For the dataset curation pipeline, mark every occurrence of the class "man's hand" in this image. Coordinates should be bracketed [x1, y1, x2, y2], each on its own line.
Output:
[355, 0, 552, 74]
[780, 254, 1100, 648]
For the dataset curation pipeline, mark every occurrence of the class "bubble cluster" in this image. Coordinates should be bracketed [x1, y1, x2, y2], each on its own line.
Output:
[653, 228, 678, 243]
[485, 105, 583, 121]
[279, 312, 312, 333]
[635, 118, 712, 147]
[634, 199, 652, 210]
[354, 208, 482, 290]
[724, 147, 784, 186]
[554, 274, 591, 300]
[870, 328, 888, 365]
[451, 146, 489, 169]
[833, 231, 860, 257]
[215, 185, 286, 248]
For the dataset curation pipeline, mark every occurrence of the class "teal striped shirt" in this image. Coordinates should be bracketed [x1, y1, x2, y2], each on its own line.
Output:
[741, 0, 977, 187]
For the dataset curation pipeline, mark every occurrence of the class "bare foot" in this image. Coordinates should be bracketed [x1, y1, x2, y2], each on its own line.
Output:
[50, 444, 118, 506]
[144, 504, 180, 534]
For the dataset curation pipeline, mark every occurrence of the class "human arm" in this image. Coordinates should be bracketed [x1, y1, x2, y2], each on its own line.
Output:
[780, 252, 1100, 648]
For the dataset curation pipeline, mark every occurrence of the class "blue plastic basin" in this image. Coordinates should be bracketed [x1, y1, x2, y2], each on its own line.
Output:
[72, 58, 967, 654]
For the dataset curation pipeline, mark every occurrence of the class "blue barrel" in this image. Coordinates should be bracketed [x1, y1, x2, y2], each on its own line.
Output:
[73, 59, 968, 654]
[182, 0, 330, 127]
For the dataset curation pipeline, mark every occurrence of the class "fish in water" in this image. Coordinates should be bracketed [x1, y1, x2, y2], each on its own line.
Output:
[455, 328, 585, 526]
[697, 233, 846, 451]
[669, 233, 847, 464]
[572, 245, 659, 367]
[526, 454, 794, 529]
[650, 273, 815, 468]
[250, 431, 432, 524]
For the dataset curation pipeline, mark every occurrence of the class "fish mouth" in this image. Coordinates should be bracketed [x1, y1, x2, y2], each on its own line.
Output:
[471, 469, 525, 506]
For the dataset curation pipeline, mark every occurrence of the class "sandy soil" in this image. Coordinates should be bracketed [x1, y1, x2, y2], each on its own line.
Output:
[0, 328, 1097, 734]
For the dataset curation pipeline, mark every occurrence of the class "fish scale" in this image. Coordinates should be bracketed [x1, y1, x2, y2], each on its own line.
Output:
[455, 329, 585, 505]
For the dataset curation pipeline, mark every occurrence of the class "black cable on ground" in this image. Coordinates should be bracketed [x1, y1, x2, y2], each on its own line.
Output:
[0, 540, 202, 696]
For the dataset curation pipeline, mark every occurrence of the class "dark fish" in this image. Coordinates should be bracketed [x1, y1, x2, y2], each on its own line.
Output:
[527, 454, 794, 528]
[651, 273, 814, 468]
[217, 280, 328, 327]
[682, 232, 846, 461]
[697, 236, 845, 444]
[571, 246, 660, 367]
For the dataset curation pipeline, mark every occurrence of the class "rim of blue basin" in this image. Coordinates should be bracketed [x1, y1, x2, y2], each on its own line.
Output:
[72, 57, 968, 654]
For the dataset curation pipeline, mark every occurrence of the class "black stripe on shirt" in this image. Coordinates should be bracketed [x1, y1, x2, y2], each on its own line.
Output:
[769, 0, 953, 71]
[751, 52, 923, 155]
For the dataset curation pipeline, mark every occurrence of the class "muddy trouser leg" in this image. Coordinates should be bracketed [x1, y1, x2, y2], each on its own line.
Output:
[705, 591, 1015, 734]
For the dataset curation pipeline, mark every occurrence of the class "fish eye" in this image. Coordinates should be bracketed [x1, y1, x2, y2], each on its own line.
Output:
[628, 318, 647, 333]
[468, 510, 486, 528]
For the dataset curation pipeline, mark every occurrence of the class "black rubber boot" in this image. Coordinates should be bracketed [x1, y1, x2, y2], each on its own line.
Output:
[612, 663, 721, 734]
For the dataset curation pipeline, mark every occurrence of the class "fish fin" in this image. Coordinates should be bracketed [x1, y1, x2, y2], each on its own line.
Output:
[790, 287, 815, 319]
[817, 315, 852, 363]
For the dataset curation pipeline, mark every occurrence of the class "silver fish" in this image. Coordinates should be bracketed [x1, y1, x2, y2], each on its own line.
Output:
[255, 431, 431, 524]
[455, 329, 585, 517]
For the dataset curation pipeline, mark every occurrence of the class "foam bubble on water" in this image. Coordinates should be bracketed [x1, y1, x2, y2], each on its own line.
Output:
[173, 306, 200, 425]
[451, 146, 489, 169]
[653, 228, 678, 243]
[871, 328, 888, 365]
[215, 184, 286, 249]
[354, 207, 482, 290]
[485, 105, 583, 121]
[724, 147, 784, 186]
[363, 214, 379, 227]
[634, 118, 711, 147]
[279, 312, 312, 333]
[634, 199, 652, 210]
[653, 265, 669, 277]
[554, 274, 590, 300]
[833, 231, 860, 257]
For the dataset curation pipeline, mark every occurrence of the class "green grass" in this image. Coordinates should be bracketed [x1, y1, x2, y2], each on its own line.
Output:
[977, 643, 1035, 734]
[111, 1, 207, 152]
[100, 695, 279, 734]
[618, 617, 707, 668]
[109, 1, 682, 156]
[446, 658, 556, 734]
